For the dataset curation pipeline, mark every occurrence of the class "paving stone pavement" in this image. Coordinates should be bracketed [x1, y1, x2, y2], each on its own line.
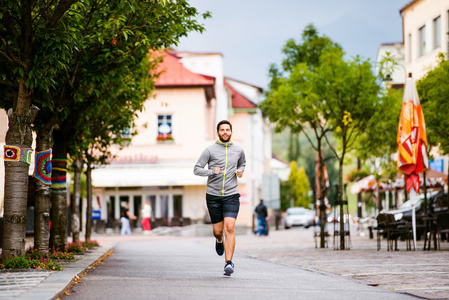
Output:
[236, 226, 449, 299]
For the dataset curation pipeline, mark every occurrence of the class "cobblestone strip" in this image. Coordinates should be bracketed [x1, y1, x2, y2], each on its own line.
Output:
[0, 272, 51, 299]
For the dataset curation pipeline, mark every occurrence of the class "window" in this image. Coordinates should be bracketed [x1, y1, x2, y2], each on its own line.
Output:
[419, 25, 426, 56]
[434, 16, 441, 49]
[157, 115, 173, 142]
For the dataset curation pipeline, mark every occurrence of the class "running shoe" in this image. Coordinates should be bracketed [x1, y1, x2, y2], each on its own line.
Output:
[215, 239, 224, 256]
[223, 260, 234, 276]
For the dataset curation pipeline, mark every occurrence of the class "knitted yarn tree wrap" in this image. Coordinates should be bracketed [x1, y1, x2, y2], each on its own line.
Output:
[34, 149, 52, 185]
[4, 145, 33, 165]
[51, 158, 68, 190]
[4, 145, 19, 161]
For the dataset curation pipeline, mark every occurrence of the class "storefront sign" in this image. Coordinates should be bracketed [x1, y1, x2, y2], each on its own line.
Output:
[92, 210, 101, 220]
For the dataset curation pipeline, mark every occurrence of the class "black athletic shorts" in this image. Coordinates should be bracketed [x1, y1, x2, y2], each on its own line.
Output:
[206, 193, 240, 224]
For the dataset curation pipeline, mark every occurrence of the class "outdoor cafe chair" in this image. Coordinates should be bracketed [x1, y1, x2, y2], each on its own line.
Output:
[385, 213, 412, 251]
[376, 213, 388, 251]
[436, 212, 449, 250]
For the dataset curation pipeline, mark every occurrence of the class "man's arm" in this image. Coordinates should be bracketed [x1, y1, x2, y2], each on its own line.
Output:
[236, 150, 246, 178]
[194, 149, 216, 176]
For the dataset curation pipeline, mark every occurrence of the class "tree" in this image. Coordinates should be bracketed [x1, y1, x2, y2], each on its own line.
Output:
[289, 163, 312, 207]
[356, 88, 402, 160]
[0, 0, 78, 261]
[317, 49, 380, 249]
[261, 25, 340, 248]
[417, 54, 449, 185]
[288, 133, 301, 162]
[1, 0, 209, 256]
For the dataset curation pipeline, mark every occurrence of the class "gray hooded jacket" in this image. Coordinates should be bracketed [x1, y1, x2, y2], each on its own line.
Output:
[193, 140, 246, 196]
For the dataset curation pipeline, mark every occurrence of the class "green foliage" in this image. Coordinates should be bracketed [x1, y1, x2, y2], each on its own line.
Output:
[26, 246, 75, 261]
[280, 24, 341, 73]
[289, 163, 312, 208]
[49, 250, 75, 260]
[377, 52, 400, 82]
[3, 256, 31, 269]
[288, 133, 301, 162]
[280, 180, 292, 211]
[25, 248, 45, 260]
[66, 242, 84, 253]
[356, 87, 402, 160]
[280, 161, 312, 210]
[317, 50, 380, 152]
[417, 54, 449, 155]
[42, 260, 62, 271]
[262, 24, 382, 236]
[1, 255, 62, 270]
[82, 240, 100, 248]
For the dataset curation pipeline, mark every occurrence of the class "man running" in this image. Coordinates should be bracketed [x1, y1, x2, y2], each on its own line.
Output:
[194, 120, 246, 276]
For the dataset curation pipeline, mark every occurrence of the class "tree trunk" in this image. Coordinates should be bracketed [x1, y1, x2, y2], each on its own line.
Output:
[33, 128, 52, 254]
[1, 85, 38, 261]
[357, 157, 362, 219]
[49, 129, 68, 251]
[85, 164, 93, 242]
[317, 139, 327, 249]
[72, 152, 82, 243]
[339, 157, 345, 250]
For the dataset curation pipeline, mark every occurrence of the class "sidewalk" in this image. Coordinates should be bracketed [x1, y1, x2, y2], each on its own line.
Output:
[1, 225, 448, 299]
[0, 228, 196, 300]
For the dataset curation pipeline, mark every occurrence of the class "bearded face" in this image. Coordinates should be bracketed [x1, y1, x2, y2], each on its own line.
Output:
[217, 124, 232, 142]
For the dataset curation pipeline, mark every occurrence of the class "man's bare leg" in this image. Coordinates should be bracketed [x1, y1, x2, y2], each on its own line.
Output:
[223, 217, 236, 262]
[212, 221, 224, 243]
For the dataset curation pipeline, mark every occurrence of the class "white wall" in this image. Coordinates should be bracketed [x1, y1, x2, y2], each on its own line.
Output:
[402, 0, 449, 80]
[176, 52, 228, 122]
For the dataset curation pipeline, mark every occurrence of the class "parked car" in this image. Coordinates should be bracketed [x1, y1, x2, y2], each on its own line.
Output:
[384, 190, 448, 222]
[375, 191, 448, 240]
[283, 207, 317, 229]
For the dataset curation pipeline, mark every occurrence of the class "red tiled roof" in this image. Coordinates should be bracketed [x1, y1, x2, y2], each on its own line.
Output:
[155, 52, 215, 87]
[224, 80, 257, 109]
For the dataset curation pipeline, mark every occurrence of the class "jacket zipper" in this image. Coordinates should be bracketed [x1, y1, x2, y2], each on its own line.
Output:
[222, 144, 228, 196]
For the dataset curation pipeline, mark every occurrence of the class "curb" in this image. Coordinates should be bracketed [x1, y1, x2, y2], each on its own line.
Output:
[16, 245, 114, 300]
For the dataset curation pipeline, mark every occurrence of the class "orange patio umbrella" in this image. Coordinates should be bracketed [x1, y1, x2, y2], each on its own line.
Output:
[397, 73, 429, 250]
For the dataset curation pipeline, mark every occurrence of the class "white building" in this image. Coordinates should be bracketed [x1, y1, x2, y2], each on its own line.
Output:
[401, 0, 449, 80]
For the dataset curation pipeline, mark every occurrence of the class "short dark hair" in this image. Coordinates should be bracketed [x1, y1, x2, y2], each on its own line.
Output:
[217, 120, 232, 132]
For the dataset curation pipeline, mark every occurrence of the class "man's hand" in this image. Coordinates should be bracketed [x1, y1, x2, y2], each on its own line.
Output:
[236, 170, 243, 178]
[215, 167, 221, 174]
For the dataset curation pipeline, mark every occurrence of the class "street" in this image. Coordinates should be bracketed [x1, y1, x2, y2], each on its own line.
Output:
[64, 235, 413, 300]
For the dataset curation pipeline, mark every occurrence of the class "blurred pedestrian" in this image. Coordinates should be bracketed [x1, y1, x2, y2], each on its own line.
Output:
[255, 200, 268, 236]
[194, 120, 246, 276]
[121, 202, 137, 236]
[141, 200, 152, 233]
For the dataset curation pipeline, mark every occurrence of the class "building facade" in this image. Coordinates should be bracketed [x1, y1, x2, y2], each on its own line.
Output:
[91, 51, 273, 230]
[400, 0, 449, 173]
[401, 0, 449, 80]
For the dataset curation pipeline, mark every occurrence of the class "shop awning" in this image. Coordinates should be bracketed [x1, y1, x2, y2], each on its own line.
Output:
[92, 163, 207, 187]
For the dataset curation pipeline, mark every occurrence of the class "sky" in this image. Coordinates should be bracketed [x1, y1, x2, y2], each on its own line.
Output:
[177, 0, 411, 89]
